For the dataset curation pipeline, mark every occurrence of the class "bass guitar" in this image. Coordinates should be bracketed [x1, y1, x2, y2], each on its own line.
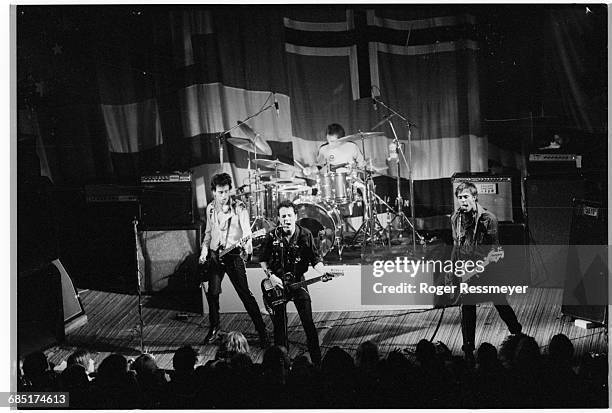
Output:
[261, 269, 344, 315]
[445, 247, 505, 305]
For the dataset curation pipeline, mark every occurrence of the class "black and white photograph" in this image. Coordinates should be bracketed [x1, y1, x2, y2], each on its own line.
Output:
[12, 3, 608, 410]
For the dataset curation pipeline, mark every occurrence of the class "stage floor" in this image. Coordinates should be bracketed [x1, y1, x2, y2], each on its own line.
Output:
[42, 286, 607, 371]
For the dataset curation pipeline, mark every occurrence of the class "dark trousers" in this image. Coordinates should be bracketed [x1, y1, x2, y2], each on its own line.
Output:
[205, 252, 266, 336]
[461, 296, 522, 352]
[272, 297, 321, 365]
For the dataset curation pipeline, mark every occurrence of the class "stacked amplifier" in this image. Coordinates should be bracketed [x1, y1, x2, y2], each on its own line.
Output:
[140, 172, 196, 227]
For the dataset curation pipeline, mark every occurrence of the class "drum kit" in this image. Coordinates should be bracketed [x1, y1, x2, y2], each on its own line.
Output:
[225, 122, 423, 259]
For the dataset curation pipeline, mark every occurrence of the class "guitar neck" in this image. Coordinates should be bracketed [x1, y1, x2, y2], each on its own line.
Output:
[289, 275, 326, 290]
[219, 235, 250, 257]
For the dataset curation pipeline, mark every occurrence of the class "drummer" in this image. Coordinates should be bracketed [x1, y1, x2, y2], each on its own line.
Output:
[303, 123, 368, 216]
[305, 123, 366, 174]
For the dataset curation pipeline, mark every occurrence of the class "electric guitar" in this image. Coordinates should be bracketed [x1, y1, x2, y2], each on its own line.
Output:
[217, 229, 266, 260]
[261, 269, 344, 315]
[445, 247, 505, 305]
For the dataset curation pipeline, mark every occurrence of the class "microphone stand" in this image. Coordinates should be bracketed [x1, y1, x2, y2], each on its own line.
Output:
[372, 96, 424, 251]
[133, 216, 145, 354]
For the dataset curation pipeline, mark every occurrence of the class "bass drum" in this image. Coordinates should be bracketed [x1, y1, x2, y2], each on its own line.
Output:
[293, 200, 342, 257]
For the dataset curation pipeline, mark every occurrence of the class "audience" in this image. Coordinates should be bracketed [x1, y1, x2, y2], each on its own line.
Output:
[19, 332, 607, 409]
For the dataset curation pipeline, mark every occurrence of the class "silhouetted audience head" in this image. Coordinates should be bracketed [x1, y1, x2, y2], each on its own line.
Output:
[217, 331, 250, 360]
[23, 352, 49, 379]
[173, 346, 198, 374]
[476, 342, 498, 368]
[67, 349, 95, 374]
[132, 354, 159, 378]
[60, 364, 89, 388]
[514, 335, 540, 367]
[262, 345, 291, 384]
[96, 353, 129, 385]
[230, 352, 253, 370]
[415, 339, 436, 365]
[321, 346, 354, 376]
[262, 345, 290, 371]
[356, 340, 379, 370]
[548, 334, 574, 364]
[499, 333, 524, 367]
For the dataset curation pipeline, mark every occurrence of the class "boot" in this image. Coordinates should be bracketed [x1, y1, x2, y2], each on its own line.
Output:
[204, 293, 220, 344]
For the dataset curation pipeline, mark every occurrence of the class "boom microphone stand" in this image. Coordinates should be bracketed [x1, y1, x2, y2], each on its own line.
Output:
[371, 96, 424, 251]
[214, 98, 278, 166]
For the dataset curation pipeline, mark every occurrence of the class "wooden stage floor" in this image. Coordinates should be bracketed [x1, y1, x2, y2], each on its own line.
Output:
[45, 286, 607, 370]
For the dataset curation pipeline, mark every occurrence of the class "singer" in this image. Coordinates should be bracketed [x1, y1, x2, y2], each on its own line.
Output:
[199, 173, 269, 347]
[259, 200, 326, 365]
[450, 181, 522, 362]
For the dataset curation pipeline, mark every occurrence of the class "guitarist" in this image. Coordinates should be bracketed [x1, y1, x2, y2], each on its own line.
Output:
[451, 182, 522, 361]
[259, 200, 327, 365]
[199, 173, 269, 347]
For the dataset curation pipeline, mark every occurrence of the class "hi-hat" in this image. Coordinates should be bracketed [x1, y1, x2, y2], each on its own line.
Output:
[337, 131, 385, 143]
[252, 158, 294, 171]
[227, 137, 273, 156]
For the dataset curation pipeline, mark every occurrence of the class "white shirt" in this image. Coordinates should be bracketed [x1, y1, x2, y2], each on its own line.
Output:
[316, 141, 365, 169]
[202, 201, 253, 254]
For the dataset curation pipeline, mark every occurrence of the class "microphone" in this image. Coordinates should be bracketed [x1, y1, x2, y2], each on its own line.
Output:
[274, 100, 280, 116]
[372, 97, 378, 111]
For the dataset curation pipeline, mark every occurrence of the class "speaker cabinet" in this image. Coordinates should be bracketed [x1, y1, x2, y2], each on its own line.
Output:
[137, 223, 203, 293]
[451, 173, 522, 223]
[562, 199, 608, 323]
[141, 183, 195, 226]
[525, 175, 586, 287]
[18, 262, 65, 355]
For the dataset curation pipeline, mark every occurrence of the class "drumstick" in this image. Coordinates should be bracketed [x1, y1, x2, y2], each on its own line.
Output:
[294, 160, 305, 170]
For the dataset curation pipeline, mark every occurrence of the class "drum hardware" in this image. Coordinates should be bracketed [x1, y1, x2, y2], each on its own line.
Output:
[370, 94, 424, 249]
[348, 168, 390, 256]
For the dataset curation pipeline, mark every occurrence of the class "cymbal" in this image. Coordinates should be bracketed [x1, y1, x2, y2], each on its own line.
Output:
[252, 158, 294, 171]
[337, 131, 385, 143]
[226, 137, 273, 156]
[236, 122, 273, 155]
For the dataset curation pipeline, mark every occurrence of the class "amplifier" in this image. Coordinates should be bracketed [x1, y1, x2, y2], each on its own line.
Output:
[451, 173, 522, 223]
[84, 184, 140, 203]
[528, 153, 582, 175]
[141, 181, 195, 226]
[140, 171, 192, 183]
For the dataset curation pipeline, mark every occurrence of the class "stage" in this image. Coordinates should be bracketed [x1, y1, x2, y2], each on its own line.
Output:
[43, 285, 607, 371]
